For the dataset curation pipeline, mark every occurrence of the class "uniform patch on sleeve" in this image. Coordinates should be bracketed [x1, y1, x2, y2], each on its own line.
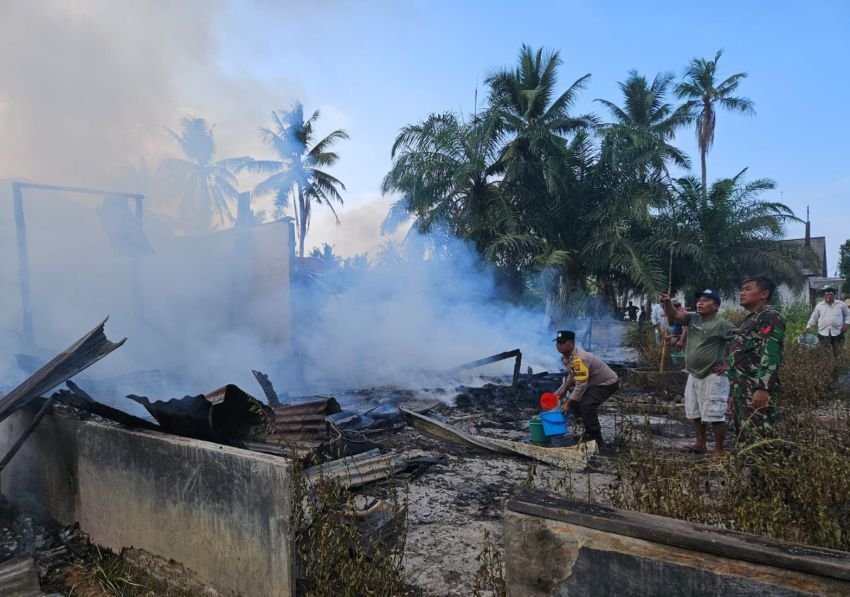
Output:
[760, 325, 773, 336]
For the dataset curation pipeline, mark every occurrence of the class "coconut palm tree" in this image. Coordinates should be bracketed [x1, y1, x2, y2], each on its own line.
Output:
[249, 103, 348, 257]
[381, 111, 502, 254]
[486, 45, 595, 208]
[595, 70, 692, 182]
[661, 170, 804, 296]
[482, 45, 598, 295]
[158, 116, 252, 232]
[675, 50, 755, 195]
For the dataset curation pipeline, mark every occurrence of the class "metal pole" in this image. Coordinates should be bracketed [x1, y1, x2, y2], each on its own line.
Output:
[12, 183, 34, 346]
[130, 196, 145, 332]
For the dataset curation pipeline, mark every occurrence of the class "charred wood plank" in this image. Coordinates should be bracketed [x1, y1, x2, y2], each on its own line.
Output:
[449, 349, 523, 387]
[252, 369, 282, 407]
[506, 488, 850, 582]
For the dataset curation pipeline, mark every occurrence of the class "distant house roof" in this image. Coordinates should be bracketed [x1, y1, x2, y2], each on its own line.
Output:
[781, 236, 827, 277]
[808, 276, 845, 291]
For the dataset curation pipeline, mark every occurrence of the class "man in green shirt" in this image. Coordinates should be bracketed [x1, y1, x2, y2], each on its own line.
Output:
[661, 289, 736, 454]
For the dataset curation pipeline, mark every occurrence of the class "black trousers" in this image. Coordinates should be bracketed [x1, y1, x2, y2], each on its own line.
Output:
[819, 333, 845, 356]
[574, 382, 619, 443]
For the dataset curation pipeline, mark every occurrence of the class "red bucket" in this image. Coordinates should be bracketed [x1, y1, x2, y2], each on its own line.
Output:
[539, 392, 559, 411]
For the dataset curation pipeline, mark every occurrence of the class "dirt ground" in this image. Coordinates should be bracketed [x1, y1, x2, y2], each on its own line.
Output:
[362, 373, 696, 596]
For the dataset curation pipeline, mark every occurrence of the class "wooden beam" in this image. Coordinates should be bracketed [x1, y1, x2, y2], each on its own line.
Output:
[506, 488, 850, 582]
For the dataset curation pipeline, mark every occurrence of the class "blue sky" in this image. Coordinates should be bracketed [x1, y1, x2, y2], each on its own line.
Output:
[218, 1, 848, 267]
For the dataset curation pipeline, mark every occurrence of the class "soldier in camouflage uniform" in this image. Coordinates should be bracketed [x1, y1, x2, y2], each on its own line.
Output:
[726, 276, 785, 442]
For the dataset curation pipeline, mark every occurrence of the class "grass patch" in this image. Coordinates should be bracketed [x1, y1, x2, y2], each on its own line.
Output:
[65, 546, 195, 597]
[607, 343, 850, 551]
[292, 456, 415, 597]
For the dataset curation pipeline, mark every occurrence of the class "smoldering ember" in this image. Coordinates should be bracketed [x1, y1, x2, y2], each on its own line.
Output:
[2, 4, 850, 596]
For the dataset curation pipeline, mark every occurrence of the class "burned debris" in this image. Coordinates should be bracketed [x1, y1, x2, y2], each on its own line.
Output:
[0, 318, 126, 425]
[449, 348, 523, 387]
[0, 320, 654, 596]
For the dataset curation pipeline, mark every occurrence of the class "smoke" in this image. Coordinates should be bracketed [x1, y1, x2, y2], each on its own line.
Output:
[0, 186, 558, 411]
[0, 1, 563, 413]
[284, 231, 556, 393]
[0, 0, 297, 187]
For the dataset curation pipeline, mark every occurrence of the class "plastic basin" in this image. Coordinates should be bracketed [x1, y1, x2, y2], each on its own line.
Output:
[540, 410, 567, 436]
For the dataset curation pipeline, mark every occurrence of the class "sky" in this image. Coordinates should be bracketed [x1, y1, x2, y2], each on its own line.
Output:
[1, 0, 848, 268]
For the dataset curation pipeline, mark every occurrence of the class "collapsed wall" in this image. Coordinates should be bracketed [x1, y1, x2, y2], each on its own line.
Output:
[0, 407, 295, 597]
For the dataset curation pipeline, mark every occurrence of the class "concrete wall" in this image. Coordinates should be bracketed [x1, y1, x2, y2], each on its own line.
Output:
[0, 407, 295, 597]
[504, 490, 850, 597]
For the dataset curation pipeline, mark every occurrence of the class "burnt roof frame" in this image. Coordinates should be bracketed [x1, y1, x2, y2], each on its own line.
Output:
[11, 181, 145, 347]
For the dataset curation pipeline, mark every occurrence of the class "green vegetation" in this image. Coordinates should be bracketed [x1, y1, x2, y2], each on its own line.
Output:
[838, 239, 850, 294]
[157, 104, 348, 257]
[66, 546, 195, 596]
[674, 49, 755, 193]
[291, 460, 413, 597]
[148, 45, 822, 317]
[157, 116, 253, 233]
[249, 103, 349, 258]
[608, 343, 850, 551]
[382, 45, 810, 312]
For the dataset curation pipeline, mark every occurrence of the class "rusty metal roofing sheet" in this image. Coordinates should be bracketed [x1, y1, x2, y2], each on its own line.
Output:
[304, 450, 406, 488]
[272, 396, 341, 417]
[267, 397, 341, 443]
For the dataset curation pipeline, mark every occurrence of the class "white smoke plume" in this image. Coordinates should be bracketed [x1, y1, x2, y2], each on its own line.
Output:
[0, 1, 564, 415]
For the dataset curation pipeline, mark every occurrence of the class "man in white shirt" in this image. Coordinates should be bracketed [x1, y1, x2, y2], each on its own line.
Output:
[804, 285, 850, 354]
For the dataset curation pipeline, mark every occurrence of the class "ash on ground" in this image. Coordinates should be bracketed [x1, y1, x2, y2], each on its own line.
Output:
[0, 496, 91, 595]
[352, 371, 693, 596]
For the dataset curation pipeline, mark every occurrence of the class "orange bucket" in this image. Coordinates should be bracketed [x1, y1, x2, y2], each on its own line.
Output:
[539, 392, 559, 411]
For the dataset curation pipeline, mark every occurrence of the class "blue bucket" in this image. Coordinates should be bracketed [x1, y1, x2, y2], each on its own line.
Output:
[539, 410, 567, 436]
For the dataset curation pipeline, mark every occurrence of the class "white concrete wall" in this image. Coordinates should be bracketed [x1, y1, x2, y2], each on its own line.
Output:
[0, 408, 295, 597]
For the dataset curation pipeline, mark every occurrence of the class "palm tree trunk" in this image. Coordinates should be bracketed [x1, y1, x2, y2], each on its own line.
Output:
[700, 147, 707, 197]
[291, 188, 303, 258]
[297, 187, 307, 258]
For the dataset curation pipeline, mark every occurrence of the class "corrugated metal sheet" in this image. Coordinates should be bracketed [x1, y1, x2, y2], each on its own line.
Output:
[128, 385, 273, 443]
[304, 449, 407, 488]
[126, 391, 343, 448]
[0, 557, 41, 597]
[269, 397, 341, 443]
[0, 318, 126, 424]
[273, 396, 341, 417]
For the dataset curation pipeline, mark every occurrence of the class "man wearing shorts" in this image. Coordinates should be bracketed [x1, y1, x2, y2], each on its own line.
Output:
[661, 289, 736, 454]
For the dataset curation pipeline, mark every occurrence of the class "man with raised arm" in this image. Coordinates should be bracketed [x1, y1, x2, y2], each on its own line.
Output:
[661, 290, 736, 454]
